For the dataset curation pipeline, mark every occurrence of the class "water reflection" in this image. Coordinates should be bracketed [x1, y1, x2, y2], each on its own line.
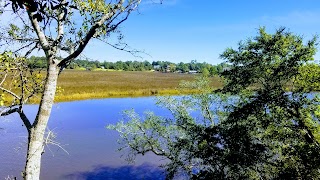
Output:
[0, 97, 169, 180]
[64, 163, 165, 180]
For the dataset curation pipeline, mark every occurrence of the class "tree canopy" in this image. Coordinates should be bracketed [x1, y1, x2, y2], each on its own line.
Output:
[23, 56, 231, 74]
[109, 27, 320, 179]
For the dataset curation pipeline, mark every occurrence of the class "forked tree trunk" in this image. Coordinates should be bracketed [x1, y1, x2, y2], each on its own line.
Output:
[23, 63, 59, 180]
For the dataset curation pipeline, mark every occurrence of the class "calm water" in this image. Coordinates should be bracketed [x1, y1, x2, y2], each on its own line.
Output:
[0, 97, 170, 180]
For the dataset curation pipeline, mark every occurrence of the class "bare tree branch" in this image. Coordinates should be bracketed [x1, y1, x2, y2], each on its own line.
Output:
[57, 14, 117, 67]
[54, 0, 67, 46]
[18, 106, 32, 132]
[0, 73, 7, 86]
[99, 38, 148, 59]
[44, 128, 69, 156]
[0, 107, 18, 116]
[0, 106, 32, 132]
[13, 42, 35, 54]
[0, 86, 20, 100]
[58, 0, 138, 70]
[27, 11, 50, 52]
[9, 37, 39, 43]
[24, 42, 39, 57]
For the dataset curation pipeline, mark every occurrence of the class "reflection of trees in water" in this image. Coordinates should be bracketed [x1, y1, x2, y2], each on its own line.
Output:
[64, 163, 165, 180]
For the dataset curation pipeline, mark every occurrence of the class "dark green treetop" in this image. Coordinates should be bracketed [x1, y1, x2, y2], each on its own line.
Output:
[109, 27, 320, 179]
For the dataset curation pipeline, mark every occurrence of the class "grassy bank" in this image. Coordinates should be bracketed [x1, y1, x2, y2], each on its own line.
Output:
[52, 70, 223, 102]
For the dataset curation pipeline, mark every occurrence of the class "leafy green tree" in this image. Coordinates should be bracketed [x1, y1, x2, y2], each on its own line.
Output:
[109, 27, 320, 179]
[295, 63, 320, 92]
[109, 76, 227, 179]
[219, 27, 320, 179]
[0, 0, 148, 179]
[169, 63, 176, 72]
[103, 61, 111, 69]
[114, 61, 124, 70]
[209, 66, 218, 76]
[201, 67, 210, 77]
[177, 62, 189, 73]
[143, 60, 152, 70]
[189, 60, 197, 70]
[27, 56, 47, 69]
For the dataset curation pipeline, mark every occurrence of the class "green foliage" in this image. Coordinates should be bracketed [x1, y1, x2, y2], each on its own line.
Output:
[20, 54, 232, 74]
[220, 27, 317, 93]
[0, 52, 44, 107]
[295, 63, 320, 92]
[47, 58, 229, 73]
[73, 0, 113, 39]
[27, 56, 47, 69]
[219, 27, 320, 179]
[109, 27, 320, 179]
[109, 76, 228, 179]
[201, 67, 209, 77]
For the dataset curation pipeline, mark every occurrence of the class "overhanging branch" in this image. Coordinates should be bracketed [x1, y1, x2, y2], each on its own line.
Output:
[0, 86, 20, 100]
[57, 13, 118, 69]
[0, 107, 18, 116]
[13, 42, 36, 54]
[57, 0, 139, 71]
[24, 42, 40, 57]
[54, 0, 67, 46]
[0, 106, 32, 132]
[27, 11, 50, 53]
[18, 106, 32, 132]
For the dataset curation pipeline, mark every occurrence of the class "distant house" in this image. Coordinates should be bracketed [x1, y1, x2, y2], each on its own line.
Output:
[188, 70, 198, 74]
[164, 64, 177, 73]
[153, 65, 161, 70]
[164, 65, 171, 73]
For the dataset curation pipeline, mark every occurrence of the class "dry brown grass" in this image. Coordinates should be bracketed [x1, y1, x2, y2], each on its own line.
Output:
[53, 70, 223, 102]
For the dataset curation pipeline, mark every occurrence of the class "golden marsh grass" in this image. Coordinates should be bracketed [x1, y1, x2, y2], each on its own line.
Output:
[54, 70, 223, 102]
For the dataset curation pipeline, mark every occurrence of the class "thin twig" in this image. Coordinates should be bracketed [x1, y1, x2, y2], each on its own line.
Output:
[0, 86, 20, 100]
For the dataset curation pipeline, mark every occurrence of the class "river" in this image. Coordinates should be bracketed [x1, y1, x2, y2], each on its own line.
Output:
[0, 97, 170, 180]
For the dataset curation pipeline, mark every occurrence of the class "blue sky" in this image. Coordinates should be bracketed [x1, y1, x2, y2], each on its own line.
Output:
[82, 0, 320, 65]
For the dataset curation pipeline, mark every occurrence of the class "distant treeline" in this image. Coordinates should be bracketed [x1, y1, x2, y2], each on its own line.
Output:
[27, 56, 231, 76]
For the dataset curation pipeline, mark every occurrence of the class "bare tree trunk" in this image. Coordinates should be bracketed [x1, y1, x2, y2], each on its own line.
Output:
[23, 63, 59, 180]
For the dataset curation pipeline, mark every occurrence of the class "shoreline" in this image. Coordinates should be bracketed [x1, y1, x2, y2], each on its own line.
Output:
[53, 89, 183, 103]
[25, 88, 201, 104]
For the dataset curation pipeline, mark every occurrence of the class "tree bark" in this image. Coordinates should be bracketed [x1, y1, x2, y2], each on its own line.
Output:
[23, 63, 59, 180]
